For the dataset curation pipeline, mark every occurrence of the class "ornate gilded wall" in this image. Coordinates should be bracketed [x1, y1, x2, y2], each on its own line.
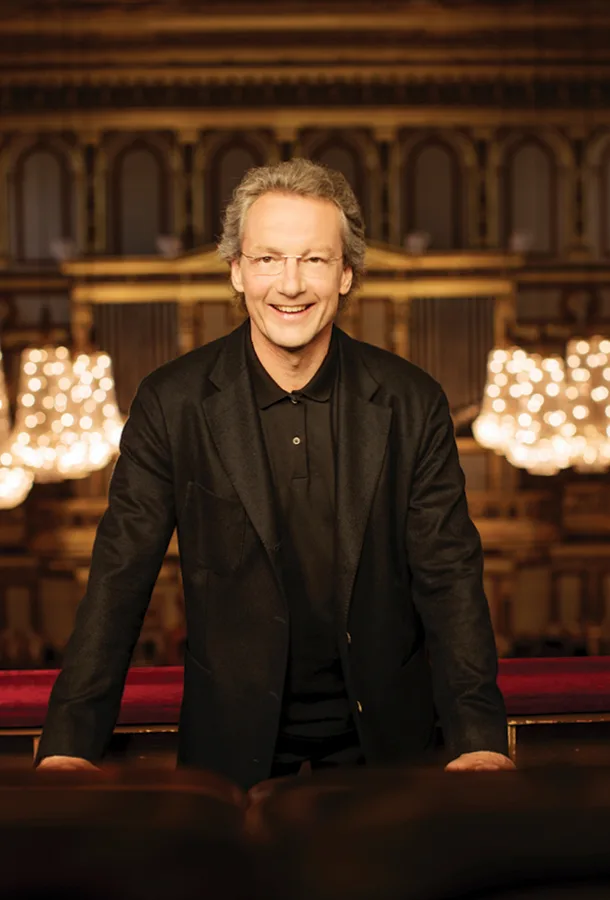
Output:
[1, 0, 610, 667]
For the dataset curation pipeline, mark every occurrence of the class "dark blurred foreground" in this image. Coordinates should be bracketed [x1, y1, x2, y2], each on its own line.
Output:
[3, 765, 610, 900]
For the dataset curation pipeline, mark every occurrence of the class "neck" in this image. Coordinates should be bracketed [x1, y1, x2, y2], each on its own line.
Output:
[250, 322, 333, 391]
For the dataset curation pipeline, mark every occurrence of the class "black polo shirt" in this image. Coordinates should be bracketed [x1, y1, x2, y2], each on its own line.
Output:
[246, 332, 357, 762]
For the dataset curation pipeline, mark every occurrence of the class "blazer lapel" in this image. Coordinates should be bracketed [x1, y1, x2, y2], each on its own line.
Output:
[202, 322, 282, 577]
[335, 329, 392, 626]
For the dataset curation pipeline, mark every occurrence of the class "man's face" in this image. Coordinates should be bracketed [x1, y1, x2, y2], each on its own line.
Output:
[231, 192, 353, 352]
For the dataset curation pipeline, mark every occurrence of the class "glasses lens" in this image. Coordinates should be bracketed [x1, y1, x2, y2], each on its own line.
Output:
[249, 256, 284, 276]
[245, 255, 338, 278]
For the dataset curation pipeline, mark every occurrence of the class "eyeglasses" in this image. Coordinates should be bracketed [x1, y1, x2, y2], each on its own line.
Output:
[240, 252, 343, 278]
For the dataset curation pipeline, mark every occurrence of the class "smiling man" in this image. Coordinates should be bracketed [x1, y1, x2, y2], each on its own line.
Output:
[37, 158, 512, 784]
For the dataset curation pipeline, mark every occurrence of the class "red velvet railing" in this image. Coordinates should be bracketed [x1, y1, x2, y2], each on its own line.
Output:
[1, 657, 610, 730]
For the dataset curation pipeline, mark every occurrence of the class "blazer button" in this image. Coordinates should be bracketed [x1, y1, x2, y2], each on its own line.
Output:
[357, 701, 363, 714]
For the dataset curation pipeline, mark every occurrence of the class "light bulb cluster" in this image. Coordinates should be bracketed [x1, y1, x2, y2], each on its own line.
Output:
[474, 336, 610, 475]
[0, 344, 124, 504]
[59, 351, 123, 478]
[564, 337, 610, 472]
[0, 344, 34, 509]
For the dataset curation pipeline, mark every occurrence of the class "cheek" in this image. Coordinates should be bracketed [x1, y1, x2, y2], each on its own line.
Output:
[322, 288, 341, 315]
[242, 278, 268, 309]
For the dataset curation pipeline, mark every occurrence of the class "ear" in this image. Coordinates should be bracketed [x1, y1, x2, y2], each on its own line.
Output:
[230, 258, 244, 294]
[339, 265, 353, 296]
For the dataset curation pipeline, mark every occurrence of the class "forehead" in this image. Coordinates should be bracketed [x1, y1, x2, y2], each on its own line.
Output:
[242, 192, 342, 247]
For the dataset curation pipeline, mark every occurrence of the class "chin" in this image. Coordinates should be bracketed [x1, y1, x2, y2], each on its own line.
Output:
[253, 308, 333, 352]
[268, 330, 313, 352]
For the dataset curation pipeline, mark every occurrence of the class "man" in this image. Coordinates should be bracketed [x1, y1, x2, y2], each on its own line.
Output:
[37, 158, 513, 786]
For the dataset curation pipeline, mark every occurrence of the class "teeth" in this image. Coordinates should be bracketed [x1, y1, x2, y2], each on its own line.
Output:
[275, 305, 308, 313]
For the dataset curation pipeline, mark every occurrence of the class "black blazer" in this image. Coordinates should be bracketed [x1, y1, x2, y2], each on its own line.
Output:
[37, 321, 508, 789]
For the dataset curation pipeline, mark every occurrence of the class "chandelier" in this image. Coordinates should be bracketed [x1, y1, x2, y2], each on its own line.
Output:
[59, 351, 123, 478]
[472, 347, 530, 453]
[564, 337, 610, 472]
[11, 345, 86, 481]
[10, 344, 123, 483]
[474, 336, 610, 475]
[0, 342, 34, 509]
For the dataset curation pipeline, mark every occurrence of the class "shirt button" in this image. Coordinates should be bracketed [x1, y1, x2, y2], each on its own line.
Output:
[346, 632, 352, 645]
[290, 395, 298, 405]
[357, 701, 363, 714]
[292, 436, 301, 445]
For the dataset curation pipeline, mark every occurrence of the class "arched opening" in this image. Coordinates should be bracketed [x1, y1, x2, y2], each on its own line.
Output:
[405, 141, 462, 250]
[111, 142, 169, 255]
[13, 146, 72, 262]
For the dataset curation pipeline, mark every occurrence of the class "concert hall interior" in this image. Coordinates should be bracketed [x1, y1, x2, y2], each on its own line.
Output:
[2, 2, 610, 897]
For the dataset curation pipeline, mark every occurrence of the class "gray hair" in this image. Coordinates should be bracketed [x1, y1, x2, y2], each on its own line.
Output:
[217, 157, 366, 310]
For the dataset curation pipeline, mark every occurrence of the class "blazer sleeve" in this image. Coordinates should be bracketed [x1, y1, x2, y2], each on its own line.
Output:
[405, 386, 508, 758]
[36, 377, 176, 764]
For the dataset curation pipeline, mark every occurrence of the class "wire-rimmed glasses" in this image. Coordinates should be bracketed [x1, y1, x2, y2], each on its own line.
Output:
[240, 252, 343, 278]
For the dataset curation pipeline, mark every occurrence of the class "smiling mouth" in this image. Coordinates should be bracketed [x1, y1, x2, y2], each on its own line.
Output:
[271, 304, 314, 315]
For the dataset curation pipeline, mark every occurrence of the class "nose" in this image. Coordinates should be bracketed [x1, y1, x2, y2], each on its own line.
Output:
[277, 257, 306, 298]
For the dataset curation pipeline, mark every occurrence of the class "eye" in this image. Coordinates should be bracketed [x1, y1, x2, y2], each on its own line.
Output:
[304, 256, 325, 264]
[257, 256, 274, 264]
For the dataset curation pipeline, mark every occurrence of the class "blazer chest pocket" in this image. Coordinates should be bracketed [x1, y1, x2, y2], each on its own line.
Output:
[181, 480, 246, 575]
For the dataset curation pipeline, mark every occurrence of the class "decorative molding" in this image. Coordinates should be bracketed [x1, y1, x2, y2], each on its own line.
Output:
[518, 268, 610, 286]
[78, 131, 102, 147]
[10, 65, 610, 89]
[0, 79, 609, 111]
[4, 107, 610, 134]
[69, 276, 517, 306]
[176, 129, 200, 146]
[3, 9, 610, 37]
[72, 282, 233, 303]
[4, 46, 610, 69]
[272, 126, 300, 145]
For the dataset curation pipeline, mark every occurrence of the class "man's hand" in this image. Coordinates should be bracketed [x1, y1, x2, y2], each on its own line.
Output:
[37, 756, 100, 771]
[445, 751, 515, 771]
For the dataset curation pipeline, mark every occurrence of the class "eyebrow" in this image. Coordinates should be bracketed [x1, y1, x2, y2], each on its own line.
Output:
[246, 245, 337, 255]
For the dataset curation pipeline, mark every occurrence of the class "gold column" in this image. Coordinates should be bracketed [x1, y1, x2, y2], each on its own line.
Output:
[72, 144, 86, 255]
[368, 130, 388, 242]
[485, 133, 500, 249]
[93, 139, 108, 254]
[191, 138, 206, 246]
[177, 301, 197, 356]
[386, 131, 402, 247]
[373, 127, 397, 243]
[175, 129, 198, 248]
[471, 129, 493, 250]
[391, 298, 411, 359]
[273, 126, 300, 161]
[0, 142, 11, 257]
[71, 299, 94, 353]
[76, 131, 99, 254]
[197, 301, 205, 347]
[565, 126, 592, 260]
[170, 142, 185, 245]
[493, 286, 517, 348]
